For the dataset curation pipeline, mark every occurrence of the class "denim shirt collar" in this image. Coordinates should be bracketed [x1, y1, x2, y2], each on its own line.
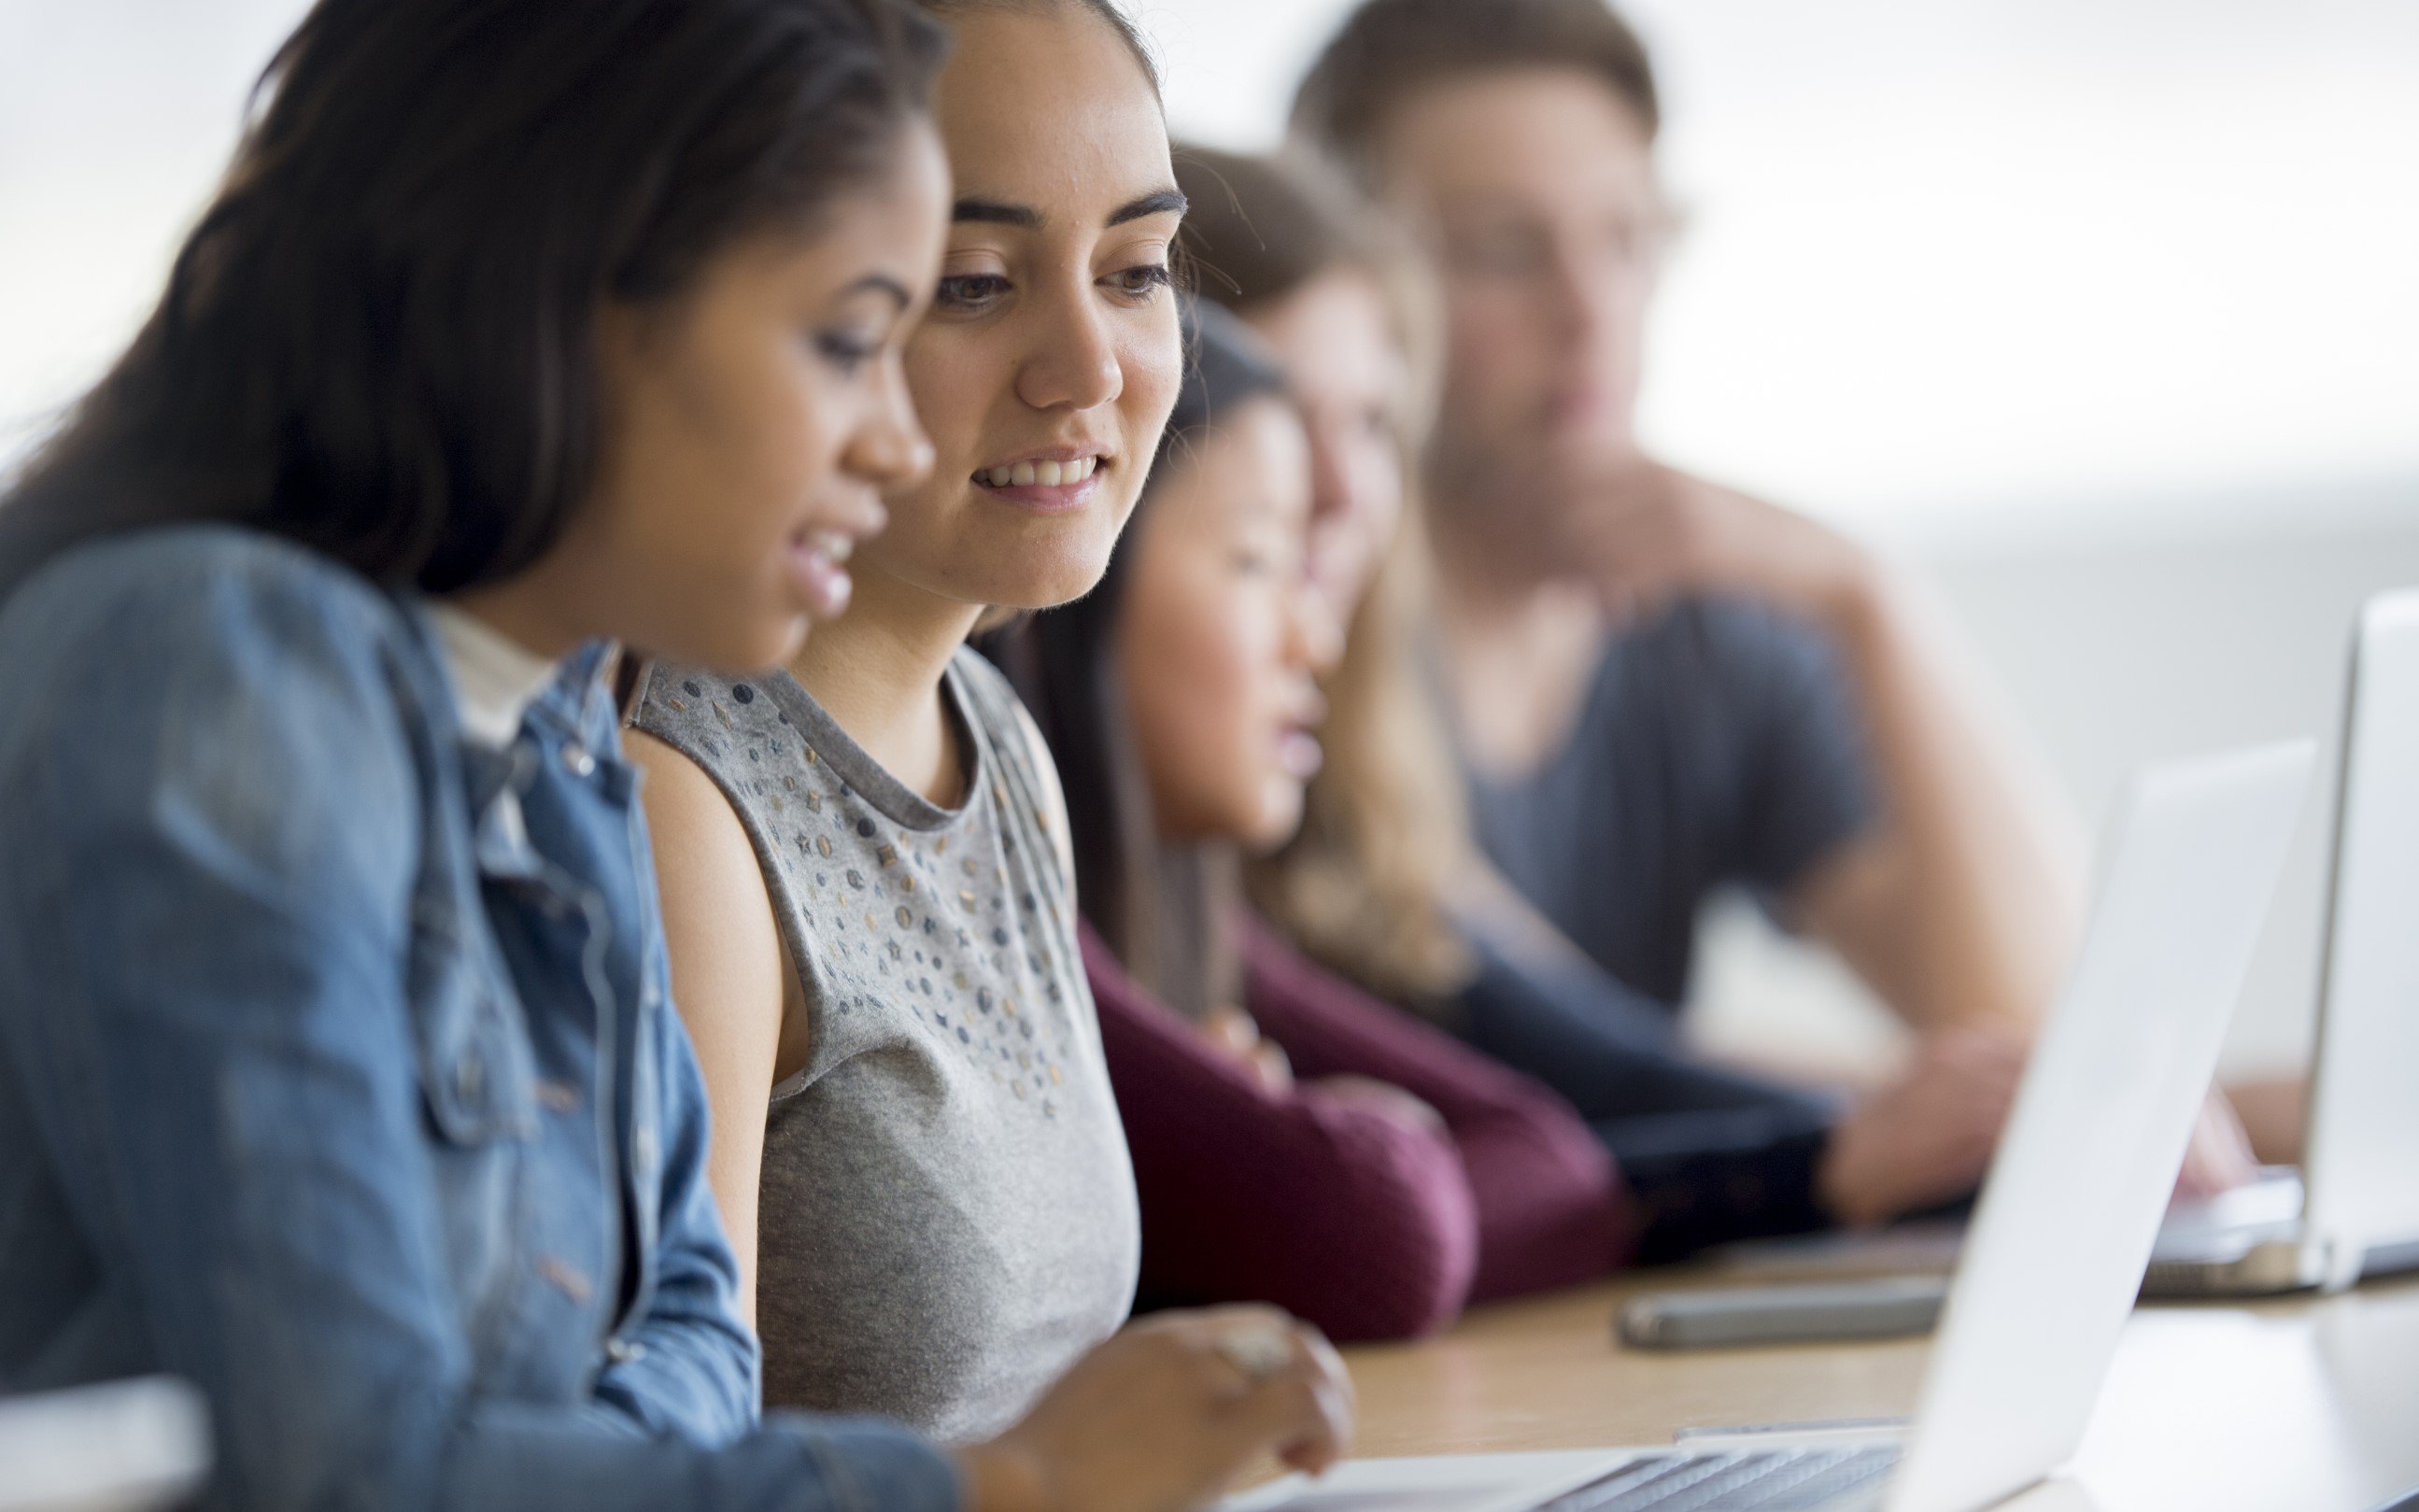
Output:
[398, 600, 623, 887]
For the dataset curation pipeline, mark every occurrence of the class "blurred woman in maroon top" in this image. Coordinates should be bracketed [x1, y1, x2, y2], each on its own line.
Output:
[986, 302, 1634, 1341]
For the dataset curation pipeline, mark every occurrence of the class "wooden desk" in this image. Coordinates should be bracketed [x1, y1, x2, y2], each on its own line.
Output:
[1325, 1271, 2419, 1510]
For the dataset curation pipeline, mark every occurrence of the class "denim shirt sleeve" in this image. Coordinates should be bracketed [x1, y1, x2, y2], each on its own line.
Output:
[587, 916, 761, 1443]
[0, 537, 960, 1512]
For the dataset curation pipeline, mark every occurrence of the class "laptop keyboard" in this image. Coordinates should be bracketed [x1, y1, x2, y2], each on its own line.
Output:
[1534, 1447, 1900, 1511]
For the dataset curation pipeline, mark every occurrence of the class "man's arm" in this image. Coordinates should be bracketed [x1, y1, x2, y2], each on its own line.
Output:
[1782, 559, 2088, 1034]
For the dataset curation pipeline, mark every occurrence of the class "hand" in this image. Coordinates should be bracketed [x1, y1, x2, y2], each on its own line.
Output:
[2173, 1088, 2259, 1202]
[958, 1307, 1355, 1512]
[1818, 1028, 2028, 1227]
[1201, 1006, 1294, 1095]
[1542, 452, 1868, 628]
[1309, 1074, 1448, 1138]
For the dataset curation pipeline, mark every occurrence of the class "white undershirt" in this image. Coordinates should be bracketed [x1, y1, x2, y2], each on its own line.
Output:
[428, 603, 560, 749]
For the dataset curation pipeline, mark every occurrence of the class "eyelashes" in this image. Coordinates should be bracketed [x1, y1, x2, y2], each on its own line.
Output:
[814, 331, 880, 373]
[931, 262, 1175, 316]
[934, 273, 1011, 312]
[1107, 263, 1174, 299]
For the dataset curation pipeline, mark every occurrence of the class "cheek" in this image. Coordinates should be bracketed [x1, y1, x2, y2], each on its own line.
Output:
[1119, 318, 1185, 442]
[1345, 441, 1406, 545]
[903, 325, 994, 473]
[1129, 586, 1275, 831]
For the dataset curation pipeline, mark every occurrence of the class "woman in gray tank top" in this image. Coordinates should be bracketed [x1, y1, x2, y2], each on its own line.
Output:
[635, 651, 1135, 1439]
[630, 0, 1198, 1444]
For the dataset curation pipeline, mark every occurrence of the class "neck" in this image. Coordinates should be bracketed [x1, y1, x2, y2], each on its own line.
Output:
[446, 574, 591, 665]
[1425, 489, 1607, 780]
[1425, 488, 1594, 650]
[787, 565, 983, 807]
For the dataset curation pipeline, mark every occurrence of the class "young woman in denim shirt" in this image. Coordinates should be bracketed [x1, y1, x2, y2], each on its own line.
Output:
[0, 3, 1349, 1510]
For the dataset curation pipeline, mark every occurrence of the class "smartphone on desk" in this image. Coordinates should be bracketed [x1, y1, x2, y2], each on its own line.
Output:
[1616, 1276, 1948, 1349]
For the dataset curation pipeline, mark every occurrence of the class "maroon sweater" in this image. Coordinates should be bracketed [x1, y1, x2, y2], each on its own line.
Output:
[1084, 917, 1636, 1342]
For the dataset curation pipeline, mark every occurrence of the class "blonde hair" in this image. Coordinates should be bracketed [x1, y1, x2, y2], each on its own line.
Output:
[1247, 508, 1475, 1008]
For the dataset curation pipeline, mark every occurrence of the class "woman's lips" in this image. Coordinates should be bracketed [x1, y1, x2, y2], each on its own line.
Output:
[784, 528, 857, 621]
[971, 455, 1108, 516]
[1278, 726, 1325, 781]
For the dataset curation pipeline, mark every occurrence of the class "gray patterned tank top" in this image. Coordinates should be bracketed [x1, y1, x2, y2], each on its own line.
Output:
[633, 649, 1139, 1442]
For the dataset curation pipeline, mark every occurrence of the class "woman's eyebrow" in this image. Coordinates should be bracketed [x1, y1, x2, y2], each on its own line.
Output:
[948, 190, 1188, 231]
[953, 197, 1040, 227]
[1107, 189, 1186, 227]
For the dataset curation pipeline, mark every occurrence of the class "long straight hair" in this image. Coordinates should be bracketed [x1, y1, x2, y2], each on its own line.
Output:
[984, 302, 1290, 1019]
[1172, 145, 1476, 1010]
[0, 0, 944, 602]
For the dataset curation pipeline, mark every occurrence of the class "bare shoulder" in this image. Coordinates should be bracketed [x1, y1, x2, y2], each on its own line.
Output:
[628, 728, 784, 960]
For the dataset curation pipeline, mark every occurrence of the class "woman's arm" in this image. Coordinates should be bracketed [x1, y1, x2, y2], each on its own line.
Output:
[0, 547, 955, 1512]
[1238, 919, 1635, 1301]
[628, 728, 795, 1331]
[1084, 926, 1478, 1342]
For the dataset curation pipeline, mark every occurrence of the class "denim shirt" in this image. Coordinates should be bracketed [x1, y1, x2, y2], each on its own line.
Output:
[0, 527, 962, 1512]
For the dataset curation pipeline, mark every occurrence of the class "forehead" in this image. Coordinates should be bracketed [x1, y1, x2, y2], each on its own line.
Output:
[931, 7, 1171, 219]
[1377, 66, 1657, 219]
[1252, 274, 1397, 389]
[1183, 397, 1311, 526]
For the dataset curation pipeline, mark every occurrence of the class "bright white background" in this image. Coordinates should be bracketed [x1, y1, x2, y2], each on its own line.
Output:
[5, 0, 2416, 1075]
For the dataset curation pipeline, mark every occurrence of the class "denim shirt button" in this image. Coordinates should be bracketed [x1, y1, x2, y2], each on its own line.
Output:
[453, 1052, 484, 1104]
[604, 1336, 648, 1364]
[561, 742, 596, 780]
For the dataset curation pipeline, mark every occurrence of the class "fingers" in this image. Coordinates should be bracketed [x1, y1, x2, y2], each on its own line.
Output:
[2176, 1093, 2258, 1199]
[1245, 1324, 1353, 1477]
[1185, 1308, 1355, 1476]
[1201, 1010, 1294, 1095]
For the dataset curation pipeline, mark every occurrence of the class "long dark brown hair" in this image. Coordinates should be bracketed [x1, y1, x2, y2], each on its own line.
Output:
[984, 301, 1290, 1019]
[0, 0, 944, 601]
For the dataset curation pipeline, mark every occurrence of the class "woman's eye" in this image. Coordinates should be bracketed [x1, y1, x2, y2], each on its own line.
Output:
[814, 331, 879, 374]
[935, 274, 1010, 311]
[1106, 263, 1173, 300]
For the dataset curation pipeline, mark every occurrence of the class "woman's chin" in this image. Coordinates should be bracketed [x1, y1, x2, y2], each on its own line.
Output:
[670, 611, 812, 678]
[964, 554, 1121, 614]
[1241, 789, 1309, 855]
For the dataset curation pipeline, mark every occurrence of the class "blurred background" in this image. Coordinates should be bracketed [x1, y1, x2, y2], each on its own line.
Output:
[5, 0, 2414, 1080]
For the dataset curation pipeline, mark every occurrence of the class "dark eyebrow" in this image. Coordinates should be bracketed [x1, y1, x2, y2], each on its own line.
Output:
[841, 273, 915, 310]
[950, 190, 1188, 232]
[953, 197, 1040, 228]
[1108, 189, 1187, 227]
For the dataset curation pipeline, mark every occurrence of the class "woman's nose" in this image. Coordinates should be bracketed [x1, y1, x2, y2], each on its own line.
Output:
[1014, 293, 1125, 413]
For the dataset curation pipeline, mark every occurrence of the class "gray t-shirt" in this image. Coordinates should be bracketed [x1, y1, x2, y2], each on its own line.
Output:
[633, 649, 1139, 1442]
[1460, 597, 1878, 1010]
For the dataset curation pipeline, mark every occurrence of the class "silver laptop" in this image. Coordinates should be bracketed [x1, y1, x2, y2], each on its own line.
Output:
[2146, 588, 2419, 1296]
[1220, 740, 2313, 1512]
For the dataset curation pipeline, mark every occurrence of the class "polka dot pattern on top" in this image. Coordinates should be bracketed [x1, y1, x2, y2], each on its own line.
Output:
[632, 649, 1139, 1443]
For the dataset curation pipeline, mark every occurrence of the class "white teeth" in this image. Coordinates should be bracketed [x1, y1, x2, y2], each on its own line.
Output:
[979, 457, 1097, 488]
[809, 529, 853, 563]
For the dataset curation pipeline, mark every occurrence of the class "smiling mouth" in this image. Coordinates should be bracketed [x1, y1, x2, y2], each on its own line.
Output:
[973, 456, 1102, 489]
